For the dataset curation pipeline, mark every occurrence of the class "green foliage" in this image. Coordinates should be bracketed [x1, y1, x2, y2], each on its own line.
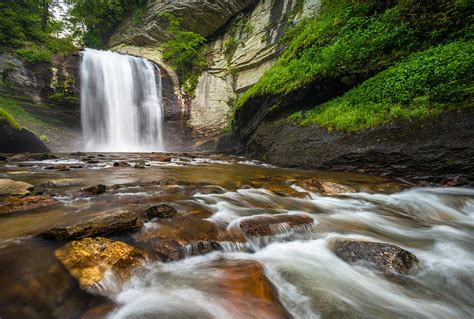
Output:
[48, 92, 79, 104]
[288, 111, 303, 122]
[232, 0, 473, 123]
[0, 107, 22, 129]
[15, 44, 52, 64]
[301, 41, 474, 131]
[132, 6, 145, 26]
[160, 13, 207, 96]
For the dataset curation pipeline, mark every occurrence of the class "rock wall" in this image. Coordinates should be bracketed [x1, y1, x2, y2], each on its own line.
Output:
[110, 0, 321, 148]
[0, 53, 81, 152]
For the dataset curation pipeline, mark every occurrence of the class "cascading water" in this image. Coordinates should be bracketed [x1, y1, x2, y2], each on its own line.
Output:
[80, 48, 165, 152]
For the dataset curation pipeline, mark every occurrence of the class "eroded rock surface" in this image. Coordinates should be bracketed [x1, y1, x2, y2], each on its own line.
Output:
[144, 204, 178, 220]
[332, 240, 419, 275]
[238, 214, 314, 237]
[0, 195, 57, 215]
[0, 179, 34, 197]
[55, 237, 144, 288]
[40, 210, 143, 241]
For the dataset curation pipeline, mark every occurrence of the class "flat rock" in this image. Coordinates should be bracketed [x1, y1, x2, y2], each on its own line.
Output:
[143, 204, 178, 220]
[0, 179, 34, 197]
[238, 214, 314, 237]
[297, 178, 356, 195]
[40, 210, 143, 241]
[81, 184, 107, 195]
[46, 178, 83, 187]
[7, 153, 56, 162]
[55, 237, 144, 288]
[0, 195, 57, 215]
[331, 240, 419, 275]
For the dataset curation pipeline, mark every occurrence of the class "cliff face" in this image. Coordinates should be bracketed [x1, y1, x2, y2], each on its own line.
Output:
[0, 53, 81, 152]
[110, 0, 321, 147]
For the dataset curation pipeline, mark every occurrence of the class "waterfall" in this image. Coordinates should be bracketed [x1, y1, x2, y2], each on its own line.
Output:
[80, 48, 165, 152]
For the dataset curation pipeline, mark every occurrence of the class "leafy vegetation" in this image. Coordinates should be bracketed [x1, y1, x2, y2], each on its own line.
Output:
[232, 0, 473, 129]
[301, 41, 473, 131]
[160, 13, 207, 96]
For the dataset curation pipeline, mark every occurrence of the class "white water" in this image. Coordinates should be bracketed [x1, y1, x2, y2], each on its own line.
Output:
[80, 49, 165, 152]
[105, 187, 474, 319]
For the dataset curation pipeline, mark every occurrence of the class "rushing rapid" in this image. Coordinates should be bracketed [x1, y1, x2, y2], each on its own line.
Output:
[80, 49, 165, 152]
[0, 153, 472, 318]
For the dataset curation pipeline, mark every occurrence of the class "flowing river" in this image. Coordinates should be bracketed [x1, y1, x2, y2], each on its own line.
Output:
[0, 153, 473, 318]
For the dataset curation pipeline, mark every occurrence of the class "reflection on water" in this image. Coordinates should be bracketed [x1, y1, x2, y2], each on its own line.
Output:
[0, 153, 473, 319]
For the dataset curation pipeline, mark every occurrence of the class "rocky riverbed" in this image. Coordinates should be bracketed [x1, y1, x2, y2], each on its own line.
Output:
[0, 152, 472, 318]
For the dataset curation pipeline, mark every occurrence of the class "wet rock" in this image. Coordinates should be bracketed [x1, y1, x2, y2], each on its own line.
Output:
[0, 241, 100, 319]
[55, 237, 144, 289]
[139, 217, 219, 245]
[204, 259, 291, 318]
[81, 184, 107, 195]
[192, 185, 226, 195]
[144, 204, 178, 220]
[0, 195, 57, 215]
[7, 153, 57, 162]
[151, 154, 172, 162]
[86, 160, 99, 164]
[134, 161, 146, 169]
[331, 240, 419, 275]
[113, 161, 131, 167]
[148, 239, 182, 262]
[0, 179, 34, 197]
[45, 164, 69, 171]
[81, 301, 116, 319]
[70, 165, 84, 169]
[40, 210, 143, 240]
[0, 155, 7, 161]
[266, 184, 310, 199]
[297, 178, 356, 195]
[238, 214, 314, 237]
[70, 151, 86, 157]
[46, 178, 83, 187]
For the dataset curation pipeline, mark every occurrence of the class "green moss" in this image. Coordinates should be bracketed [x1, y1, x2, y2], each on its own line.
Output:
[16, 44, 52, 64]
[0, 95, 51, 134]
[48, 92, 79, 103]
[301, 41, 474, 132]
[232, 0, 473, 122]
[160, 13, 207, 96]
[288, 111, 303, 122]
[0, 107, 22, 129]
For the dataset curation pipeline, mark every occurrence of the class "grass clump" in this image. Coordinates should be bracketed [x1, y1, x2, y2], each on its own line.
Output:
[232, 0, 473, 122]
[301, 41, 474, 132]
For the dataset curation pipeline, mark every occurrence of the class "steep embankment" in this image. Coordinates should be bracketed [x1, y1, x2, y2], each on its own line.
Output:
[0, 52, 81, 152]
[220, 0, 474, 185]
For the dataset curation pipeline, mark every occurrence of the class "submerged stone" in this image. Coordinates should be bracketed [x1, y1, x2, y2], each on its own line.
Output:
[143, 204, 178, 220]
[81, 184, 107, 195]
[40, 210, 143, 241]
[297, 178, 356, 195]
[331, 240, 419, 275]
[55, 237, 144, 289]
[0, 195, 57, 215]
[46, 178, 83, 187]
[238, 214, 314, 237]
[0, 178, 34, 197]
[113, 161, 131, 167]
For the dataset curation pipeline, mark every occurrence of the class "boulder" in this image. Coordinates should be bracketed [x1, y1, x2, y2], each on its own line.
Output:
[0, 179, 34, 197]
[150, 154, 172, 162]
[143, 204, 178, 220]
[0, 195, 57, 215]
[55, 237, 144, 289]
[134, 161, 146, 169]
[296, 178, 356, 195]
[40, 210, 143, 241]
[331, 240, 419, 275]
[81, 184, 107, 195]
[45, 164, 69, 171]
[113, 161, 131, 167]
[238, 214, 314, 237]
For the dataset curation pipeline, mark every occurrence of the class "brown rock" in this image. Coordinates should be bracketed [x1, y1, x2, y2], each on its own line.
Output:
[40, 210, 143, 240]
[150, 153, 173, 162]
[0, 195, 57, 215]
[81, 184, 107, 195]
[143, 204, 178, 220]
[134, 161, 146, 169]
[239, 214, 314, 237]
[204, 259, 290, 318]
[266, 184, 309, 199]
[46, 178, 83, 187]
[7, 153, 57, 162]
[0, 179, 34, 197]
[113, 161, 131, 167]
[55, 237, 144, 288]
[45, 165, 69, 171]
[297, 178, 356, 195]
[331, 240, 419, 275]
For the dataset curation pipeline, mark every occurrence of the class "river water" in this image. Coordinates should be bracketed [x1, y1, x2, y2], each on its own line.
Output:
[0, 153, 472, 319]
